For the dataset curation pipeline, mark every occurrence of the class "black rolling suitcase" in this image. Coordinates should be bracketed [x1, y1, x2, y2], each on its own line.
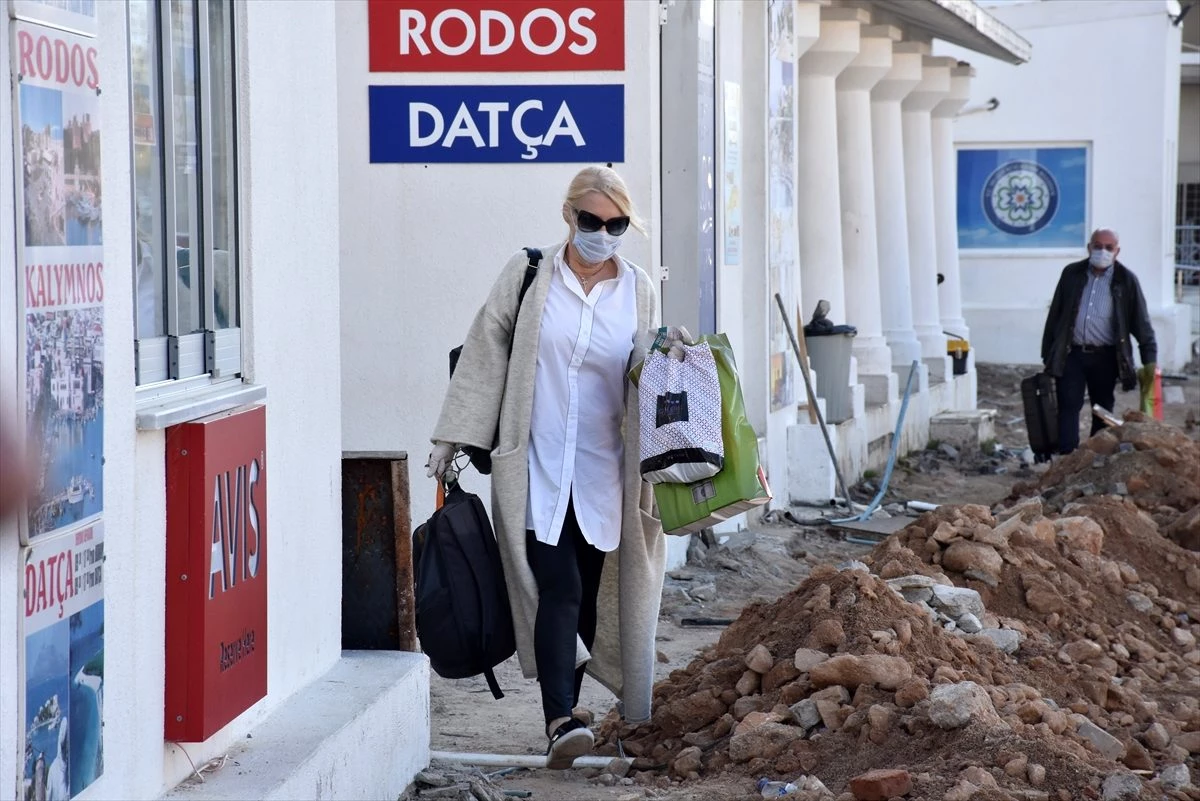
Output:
[1021, 373, 1058, 463]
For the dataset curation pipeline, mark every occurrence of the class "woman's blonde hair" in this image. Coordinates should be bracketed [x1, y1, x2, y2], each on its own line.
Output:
[562, 166, 646, 235]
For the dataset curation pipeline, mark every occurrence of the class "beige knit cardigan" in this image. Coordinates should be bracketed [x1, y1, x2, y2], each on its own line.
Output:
[432, 243, 666, 723]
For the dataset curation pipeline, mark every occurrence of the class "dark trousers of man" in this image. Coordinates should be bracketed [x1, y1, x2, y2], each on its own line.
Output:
[1055, 345, 1118, 454]
[526, 497, 607, 727]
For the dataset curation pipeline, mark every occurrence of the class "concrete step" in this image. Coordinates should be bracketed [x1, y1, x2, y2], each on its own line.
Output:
[164, 651, 430, 801]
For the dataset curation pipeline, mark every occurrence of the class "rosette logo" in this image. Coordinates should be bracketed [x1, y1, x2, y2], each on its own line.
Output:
[981, 160, 1059, 236]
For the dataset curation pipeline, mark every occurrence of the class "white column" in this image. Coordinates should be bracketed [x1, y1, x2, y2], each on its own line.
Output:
[901, 54, 952, 365]
[836, 24, 898, 401]
[795, 7, 866, 326]
[933, 62, 974, 341]
[869, 42, 923, 371]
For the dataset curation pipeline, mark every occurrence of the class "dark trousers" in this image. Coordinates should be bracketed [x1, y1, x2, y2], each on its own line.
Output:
[525, 498, 607, 726]
[1055, 346, 1118, 454]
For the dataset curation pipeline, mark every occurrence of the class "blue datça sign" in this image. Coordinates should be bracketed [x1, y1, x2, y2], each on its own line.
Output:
[369, 84, 624, 164]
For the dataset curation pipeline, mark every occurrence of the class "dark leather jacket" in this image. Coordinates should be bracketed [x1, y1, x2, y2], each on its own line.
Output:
[1041, 259, 1157, 391]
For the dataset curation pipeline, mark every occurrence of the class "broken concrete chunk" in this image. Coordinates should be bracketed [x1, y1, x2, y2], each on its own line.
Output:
[1159, 763, 1192, 790]
[793, 647, 830, 673]
[957, 613, 983, 634]
[929, 585, 986, 619]
[1100, 772, 1143, 801]
[928, 681, 1000, 730]
[1075, 718, 1126, 761]
[975, 628, 1022, 654]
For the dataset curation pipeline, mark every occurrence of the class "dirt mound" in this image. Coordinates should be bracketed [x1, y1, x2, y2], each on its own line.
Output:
[597, 498, 1200, 800]
[1009, 415, 1200, 550]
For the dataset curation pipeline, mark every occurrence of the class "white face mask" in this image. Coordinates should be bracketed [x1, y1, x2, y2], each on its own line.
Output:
[572, 228, 622, 265]
[1089, 248, 1115, 269]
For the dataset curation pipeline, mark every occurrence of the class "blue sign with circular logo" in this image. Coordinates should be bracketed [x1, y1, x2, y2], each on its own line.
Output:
[981, 160, 1060, 236]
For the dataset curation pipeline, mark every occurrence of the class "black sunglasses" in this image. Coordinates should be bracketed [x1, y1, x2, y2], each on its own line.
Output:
[575, 209, 630, 237]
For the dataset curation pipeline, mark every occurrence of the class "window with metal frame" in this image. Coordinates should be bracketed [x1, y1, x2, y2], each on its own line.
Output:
[1177, 183, 1200, 268]
[130, 0, 241, 388]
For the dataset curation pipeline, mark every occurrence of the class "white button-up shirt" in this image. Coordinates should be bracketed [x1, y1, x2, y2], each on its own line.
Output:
[525, 247, 638, 552]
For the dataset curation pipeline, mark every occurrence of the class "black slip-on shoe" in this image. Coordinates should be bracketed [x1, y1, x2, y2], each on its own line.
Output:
[545, 718, 593, 770]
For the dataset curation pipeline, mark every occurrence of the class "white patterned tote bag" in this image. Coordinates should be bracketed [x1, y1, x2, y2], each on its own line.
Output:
[638, 341, 725, 484]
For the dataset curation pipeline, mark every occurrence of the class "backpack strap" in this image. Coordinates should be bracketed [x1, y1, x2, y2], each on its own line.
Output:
[507, 247, 541, 361]
[483, 666, 504, 700]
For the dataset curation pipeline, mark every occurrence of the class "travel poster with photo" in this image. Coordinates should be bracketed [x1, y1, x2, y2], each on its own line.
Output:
[22, 523, 105, 800]
[15, 20, 105, 541]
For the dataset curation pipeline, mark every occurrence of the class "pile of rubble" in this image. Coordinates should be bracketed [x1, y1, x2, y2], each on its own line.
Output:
[1009, 414, 1199, 551]
[596, 492, 1200, 799]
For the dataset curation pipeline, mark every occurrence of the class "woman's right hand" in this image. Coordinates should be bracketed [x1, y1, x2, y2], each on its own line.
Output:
[424, 441, 458, 479]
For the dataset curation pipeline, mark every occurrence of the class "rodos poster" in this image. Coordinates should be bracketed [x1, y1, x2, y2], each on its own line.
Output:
[23, 523, 105, 800]
[14, 20, 104, 541]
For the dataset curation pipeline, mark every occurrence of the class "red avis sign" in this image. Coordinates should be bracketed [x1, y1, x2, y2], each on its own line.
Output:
[165, 405, 268, 742]
[368, 0, 623, 72]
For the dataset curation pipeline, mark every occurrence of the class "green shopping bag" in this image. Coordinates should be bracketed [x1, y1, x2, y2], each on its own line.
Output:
[631, 332, 771, 535]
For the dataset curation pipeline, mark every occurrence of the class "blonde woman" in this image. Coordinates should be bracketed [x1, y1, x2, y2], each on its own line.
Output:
[427, 167, 680, 768]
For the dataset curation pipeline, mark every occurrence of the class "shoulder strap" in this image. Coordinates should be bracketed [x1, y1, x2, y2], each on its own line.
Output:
[518, 247, 541, 306]
[506, 248, 541, 359]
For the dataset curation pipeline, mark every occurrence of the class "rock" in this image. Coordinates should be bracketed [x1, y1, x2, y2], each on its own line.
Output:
[887, 574, 939, 589]
[671, 746, 702, 778]
[731, 695, 761, 720]
[794, 648, 830, 673]
[957, 613, 983, 634]
[1100, 773, 1142, 801]
[763, 660, 802, 693]
[736, 669, 761, 697]
[1003, 755, 1029, 778]
[807, 619, 846, 650]
[605, 757, 632, 778]
[960, 766, 997, 788]
[1126, 591, 1155, 614]
[811, 685, 851, 704]
[1160, 763, 1192, 790]
[416, 771, 452, 788]
[838, 559, 871, 573]
[689, 582, 717, 601]
[728, 722, 804, 763]
[928, 682, 1000, 730]
[809, 654, 914, 691]
[894, 677, 929, 708]
[1023, 576, 1066, 615]
[1143, 722, 1171, 750]
[1055, 517, 1105, 555]
[848, 768, 913, 800]
[943, 779, 981, 801]
[790, 699, 822, 730]
[930, 585, 986, 619]
[1076, 718, 1126, 761]
[1063, 640, 1105, 663]
[1028, 763, 1047, 786]
[816, 699, 849, 730]
[1176, 731, 1200, 754]
[1123, 740, 1154, 771]
[1172, 627, 1197, 648]
[975, 628, 1022, 654]
[942, 541, 1004, 577]
[745, 644, 775, 674]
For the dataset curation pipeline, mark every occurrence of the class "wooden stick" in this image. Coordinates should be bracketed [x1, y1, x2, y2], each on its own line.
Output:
[795, 303, 819, 425]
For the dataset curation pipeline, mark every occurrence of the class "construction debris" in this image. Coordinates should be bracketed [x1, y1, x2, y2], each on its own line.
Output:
[595, 462, 1200, 799]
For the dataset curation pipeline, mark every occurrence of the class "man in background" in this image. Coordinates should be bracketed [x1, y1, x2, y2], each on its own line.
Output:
[1041, 227, 1157, 454]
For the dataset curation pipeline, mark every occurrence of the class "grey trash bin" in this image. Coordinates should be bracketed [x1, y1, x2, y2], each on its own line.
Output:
[805, 328, 857, 423]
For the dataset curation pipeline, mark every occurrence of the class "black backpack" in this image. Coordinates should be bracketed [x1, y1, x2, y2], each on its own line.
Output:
[448, 247, 542, 475]
[412, 483, 516, 699]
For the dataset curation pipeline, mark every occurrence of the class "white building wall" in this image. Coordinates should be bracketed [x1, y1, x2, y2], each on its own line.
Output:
[336, 1, 662, 527]
[939, 0, 1192, 369]
[1, 2, 346, 798]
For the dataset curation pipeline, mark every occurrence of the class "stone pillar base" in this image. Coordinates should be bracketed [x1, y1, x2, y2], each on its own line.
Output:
[924, 355, 952, 384]
[930, 409, 997, 451]
[851, 336, 894, 378]
[859, 372, 897, 407]
[788, 423, 839, 505]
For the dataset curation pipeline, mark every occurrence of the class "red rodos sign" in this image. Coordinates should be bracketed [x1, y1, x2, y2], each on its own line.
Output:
[368, 0, 624, 72]
[165, 405, 267, 742]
